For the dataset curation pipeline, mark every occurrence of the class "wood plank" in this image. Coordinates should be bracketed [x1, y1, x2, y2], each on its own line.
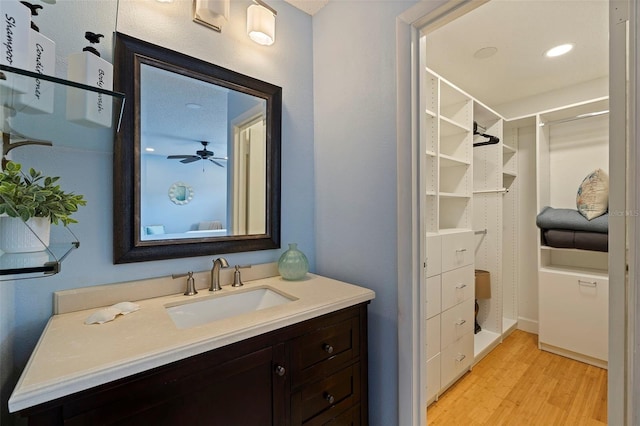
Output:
[427, 330, 607, 425]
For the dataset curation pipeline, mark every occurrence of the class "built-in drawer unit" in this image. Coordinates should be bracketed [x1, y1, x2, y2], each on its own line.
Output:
[426, 354, 440, 403]
[292, 364, 360, 425]
[539, 270, 608, 364]
[426, 275, 441, 319]
[441, 231, 473, 272]
[290, 315, 360, 388]
[426, 316, 441, 360]
[440, 298, 474, 349]
[440, 331, 473, 389]
[426, 234, 442, 277]
[441, 264, 473, 312]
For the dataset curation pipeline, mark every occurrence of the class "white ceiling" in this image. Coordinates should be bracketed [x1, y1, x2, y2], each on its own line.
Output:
[424, 0, 609, 109]
[283, 0, 329, 15]
[284, 0, 608, 110]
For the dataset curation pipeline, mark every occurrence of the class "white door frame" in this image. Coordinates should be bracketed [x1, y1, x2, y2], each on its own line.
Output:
[396, 1, 635, 425]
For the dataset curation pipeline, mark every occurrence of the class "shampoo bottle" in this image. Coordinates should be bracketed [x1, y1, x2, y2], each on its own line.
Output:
[66, 31, 113, 128]
[15, 2, 55, 114]
[0, 0, 30, 98]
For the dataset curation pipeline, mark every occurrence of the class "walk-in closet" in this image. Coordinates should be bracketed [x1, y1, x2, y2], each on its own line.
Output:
[419, 0, 610, 416]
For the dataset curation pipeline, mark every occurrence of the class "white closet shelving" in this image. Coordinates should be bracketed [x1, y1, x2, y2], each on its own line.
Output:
[422, 66, 524, 405]
[422, 68, 475, 405]
[536, 98, 609, 368]
[472, 101, 504, 361]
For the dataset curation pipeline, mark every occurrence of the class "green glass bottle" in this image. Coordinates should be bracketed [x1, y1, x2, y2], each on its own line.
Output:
[278, 243, 309, 280]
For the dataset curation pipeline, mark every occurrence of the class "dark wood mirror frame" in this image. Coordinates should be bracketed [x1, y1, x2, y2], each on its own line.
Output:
[113, 33, 281, 264]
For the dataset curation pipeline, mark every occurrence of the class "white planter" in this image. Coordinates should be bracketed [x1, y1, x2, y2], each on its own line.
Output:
[0, 217, 51, 253]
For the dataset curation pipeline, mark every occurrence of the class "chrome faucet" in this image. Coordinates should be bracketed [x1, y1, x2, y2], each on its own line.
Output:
[210, 257, 229, 291]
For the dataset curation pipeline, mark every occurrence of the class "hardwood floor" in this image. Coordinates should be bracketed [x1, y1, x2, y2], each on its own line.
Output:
[427, 330, 607, 425]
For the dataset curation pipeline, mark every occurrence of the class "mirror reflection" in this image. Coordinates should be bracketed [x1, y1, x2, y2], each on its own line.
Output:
[139, 64, 267, 241]
[113, 33, 281, 263]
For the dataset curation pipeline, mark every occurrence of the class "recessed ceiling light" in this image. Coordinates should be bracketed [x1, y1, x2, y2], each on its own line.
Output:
[186, 103, 202, 109]
[473, 47, 498, 59]
[545, 43, 574, 58]
[145, 147, 155, 152]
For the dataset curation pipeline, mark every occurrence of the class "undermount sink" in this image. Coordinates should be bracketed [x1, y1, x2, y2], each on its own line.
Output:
[165, 286, 296, 329]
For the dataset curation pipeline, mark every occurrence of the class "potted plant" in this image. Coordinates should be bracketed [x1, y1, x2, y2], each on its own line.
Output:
[0, 161, 86, 253]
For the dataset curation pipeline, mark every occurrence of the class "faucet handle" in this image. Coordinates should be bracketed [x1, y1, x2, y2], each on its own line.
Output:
[232, 264, 251, 287]
[174, 271, 198, 296]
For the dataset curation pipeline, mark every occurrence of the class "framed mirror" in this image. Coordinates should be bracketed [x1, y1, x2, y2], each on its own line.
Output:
[113, 33, 281, 263]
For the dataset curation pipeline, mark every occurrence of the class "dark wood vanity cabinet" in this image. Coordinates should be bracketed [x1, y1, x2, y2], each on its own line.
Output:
[21, 303, 369, 426]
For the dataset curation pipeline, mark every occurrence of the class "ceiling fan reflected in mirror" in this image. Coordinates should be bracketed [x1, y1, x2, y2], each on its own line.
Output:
[167, 141, 227, 167]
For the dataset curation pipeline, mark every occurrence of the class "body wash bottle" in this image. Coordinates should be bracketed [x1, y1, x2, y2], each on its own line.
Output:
[0, 0, 30, 100]
[15, 2, 55, 114]
[66, 32, 113, 128]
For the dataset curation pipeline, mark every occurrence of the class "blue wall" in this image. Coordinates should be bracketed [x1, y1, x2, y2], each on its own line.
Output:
[313, 2, 417, 425]
[1, 1, 314, 424]
[0, 1, 425, 425]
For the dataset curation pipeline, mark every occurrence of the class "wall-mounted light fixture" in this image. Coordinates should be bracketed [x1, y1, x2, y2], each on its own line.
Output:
[247, 0, 277, 46]
[193, 0, 229, 32]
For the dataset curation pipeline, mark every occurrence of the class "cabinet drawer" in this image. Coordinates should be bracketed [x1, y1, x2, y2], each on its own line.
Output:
[426, 234, 442, 277]
[291, 316, 360, 387]
[293, 364, 360, 425]
[441, 332, 473, 389]
[441, 231, 473, 272]
[304, 404, 361, 426]
[426, 275, 441, 319]
[539, 270, 608, 361]
[426, 315, 440, 359]
[426, 354, 440, 403]
[440, 298, 474, 349]
[441, 265, 474, 311]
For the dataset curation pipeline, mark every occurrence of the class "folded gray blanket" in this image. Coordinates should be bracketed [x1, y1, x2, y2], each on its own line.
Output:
[536, 206, 608, 233]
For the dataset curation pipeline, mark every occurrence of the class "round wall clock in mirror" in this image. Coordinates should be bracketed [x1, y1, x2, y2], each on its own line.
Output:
[168, 182, 194, 205]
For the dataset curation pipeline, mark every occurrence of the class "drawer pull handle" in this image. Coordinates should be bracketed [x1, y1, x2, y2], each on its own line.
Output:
[455, 354, 466, 362]
[274, 365, 286, 377]
[324, 393, 335, 404]
[456, 283, 467, 289]
[456, 319, 466, 326]
[455, 248, 467, 253]
[578, 280, 597, 287]
[323, 343, 334, 354]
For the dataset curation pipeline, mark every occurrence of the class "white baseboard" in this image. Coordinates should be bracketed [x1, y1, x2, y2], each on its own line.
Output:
[517, 316, 538, 334]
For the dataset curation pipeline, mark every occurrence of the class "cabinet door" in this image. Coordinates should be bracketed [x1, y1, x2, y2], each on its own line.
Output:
[539, 271, 608, 361]
[62, 345, 285, 426]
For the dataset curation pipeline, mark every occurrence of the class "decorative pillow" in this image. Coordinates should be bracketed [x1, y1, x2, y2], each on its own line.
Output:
[576, 168, 609, 220]
[145, 225, 165, 235]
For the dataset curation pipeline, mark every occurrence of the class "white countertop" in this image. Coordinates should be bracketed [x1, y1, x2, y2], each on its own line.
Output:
[8, 274, 375, 412]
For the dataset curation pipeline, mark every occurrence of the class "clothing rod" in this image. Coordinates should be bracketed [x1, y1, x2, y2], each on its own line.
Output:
[474, 229, 487, 235]
[540, 110, 609, 127]
[473, 188, 508, 194]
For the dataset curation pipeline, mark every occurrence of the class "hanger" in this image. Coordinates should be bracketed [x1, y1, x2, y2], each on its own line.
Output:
[473, 121, 500, 147]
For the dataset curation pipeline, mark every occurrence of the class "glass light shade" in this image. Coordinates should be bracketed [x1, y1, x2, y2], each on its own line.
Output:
[247, 4, 275, 46]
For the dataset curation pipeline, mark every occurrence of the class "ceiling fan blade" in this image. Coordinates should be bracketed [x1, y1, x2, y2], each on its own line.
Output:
[181, 156, 201, 164]
[208, 159, 225, 168]
[211, 156, 228, 161]
[167, 155, 195, 159]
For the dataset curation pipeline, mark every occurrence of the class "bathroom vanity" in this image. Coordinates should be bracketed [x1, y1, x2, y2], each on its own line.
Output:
[9, 272, 374, 425]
